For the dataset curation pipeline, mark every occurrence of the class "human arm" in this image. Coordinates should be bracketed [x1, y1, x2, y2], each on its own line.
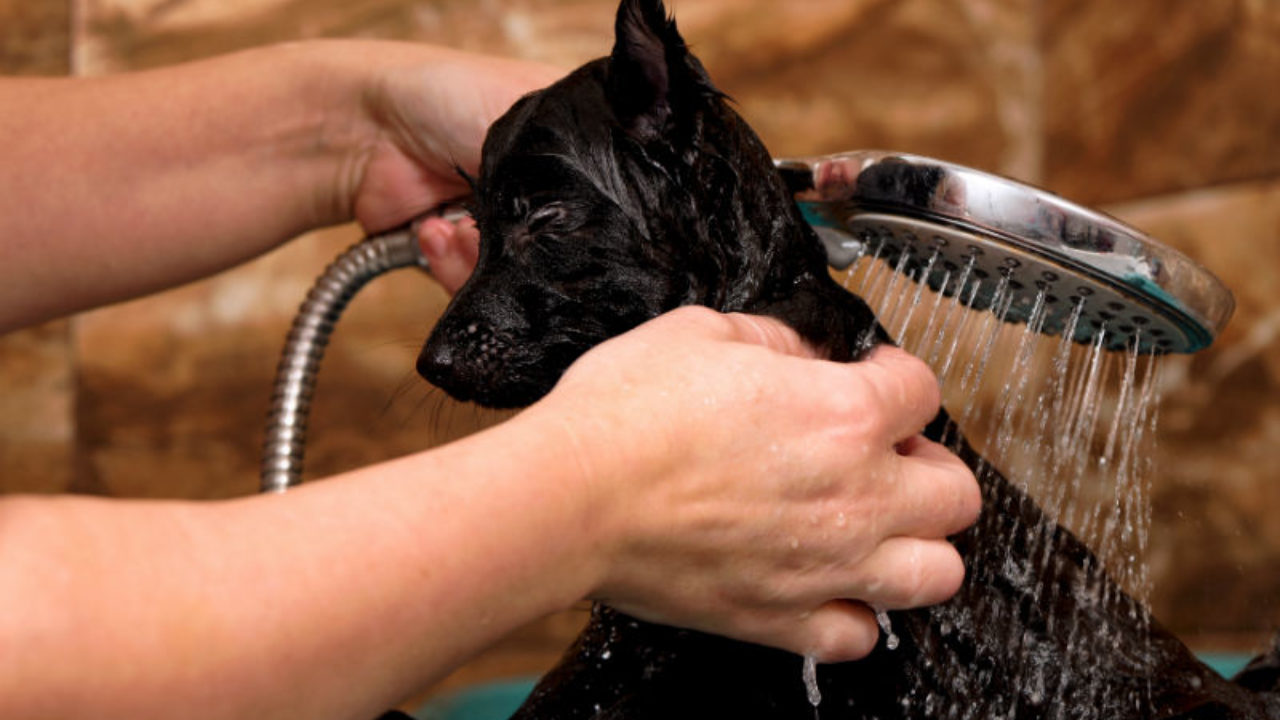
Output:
[0, 308, 979, 720]
[0, 40, 559, 331]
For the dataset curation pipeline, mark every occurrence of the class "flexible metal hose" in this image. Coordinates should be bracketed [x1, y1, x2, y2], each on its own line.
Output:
[260, 221, 429, 493]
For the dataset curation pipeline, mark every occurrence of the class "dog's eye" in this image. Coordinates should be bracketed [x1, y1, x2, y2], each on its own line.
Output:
[526, 203, 569, 236]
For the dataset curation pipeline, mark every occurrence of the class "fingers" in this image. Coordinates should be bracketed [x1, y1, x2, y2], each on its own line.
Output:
[641, 307, 979, 542]
[841, 536, 967, 611]
[745, 539, 964, 662]
[757, 540, 965, 662]
[417, 215, 480, 295]
[886, 436, 983, 539]
[751, 600, 880, 663]
[567, 307, 980, 662]
[859, 344, 943, 443]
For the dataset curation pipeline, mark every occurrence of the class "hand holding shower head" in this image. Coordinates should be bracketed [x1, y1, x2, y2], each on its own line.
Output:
[776, 151, 1234, 355]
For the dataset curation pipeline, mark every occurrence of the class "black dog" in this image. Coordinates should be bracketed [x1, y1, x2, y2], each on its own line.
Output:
[418, 1, 1280, 717]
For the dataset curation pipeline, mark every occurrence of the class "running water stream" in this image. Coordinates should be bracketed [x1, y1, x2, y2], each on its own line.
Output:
[817, 256, 1166, 715]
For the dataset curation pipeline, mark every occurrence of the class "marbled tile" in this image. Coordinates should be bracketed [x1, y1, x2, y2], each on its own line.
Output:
[1043, 0, 1280, 205]
[0, 0, 75, 496]
[77, 0, 1041, 176]
[75, 0, 605, 72]
[1106, 179, 1280, 645]
[0, 0, 72, 75]
[0, 321, 76, 494]
[681, 0, 1043, 181]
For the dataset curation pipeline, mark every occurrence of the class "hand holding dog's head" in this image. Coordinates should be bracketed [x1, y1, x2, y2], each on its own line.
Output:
[419, 0, 830, 407]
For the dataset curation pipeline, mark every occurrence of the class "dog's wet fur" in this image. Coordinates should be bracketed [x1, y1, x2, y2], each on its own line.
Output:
[418, 1, 1280, 717]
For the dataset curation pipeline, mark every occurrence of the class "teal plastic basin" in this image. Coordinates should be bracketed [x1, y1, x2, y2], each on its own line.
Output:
[413, 678, 538, 720]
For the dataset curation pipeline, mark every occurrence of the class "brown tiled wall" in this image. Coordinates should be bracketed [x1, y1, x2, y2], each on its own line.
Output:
[2, 0, 1277, 703]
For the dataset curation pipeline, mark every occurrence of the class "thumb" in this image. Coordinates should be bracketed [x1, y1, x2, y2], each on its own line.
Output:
[417, 216, 479, 295]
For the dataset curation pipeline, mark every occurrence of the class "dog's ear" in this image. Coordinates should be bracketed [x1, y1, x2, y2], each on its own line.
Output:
[607, 0, 716, 142]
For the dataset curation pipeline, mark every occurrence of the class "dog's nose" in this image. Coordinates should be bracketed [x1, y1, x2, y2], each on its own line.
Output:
[416, 341, 454, 385]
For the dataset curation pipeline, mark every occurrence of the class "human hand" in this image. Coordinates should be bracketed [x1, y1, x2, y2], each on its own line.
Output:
[526, 306, 981, 662]
[342, 44, 558, 291]
[353, 47, 562, 230]
[417, 214, 480, 295]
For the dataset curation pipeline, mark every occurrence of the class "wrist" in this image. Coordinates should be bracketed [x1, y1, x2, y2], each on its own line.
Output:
[263, 40, 390, 230]
[497, 405, 615, 606]
[290, 39, 475, 232]
[514, 390, 660, 605]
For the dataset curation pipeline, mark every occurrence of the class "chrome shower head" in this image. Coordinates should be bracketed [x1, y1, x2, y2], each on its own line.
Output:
[777, 151, 1234, 354]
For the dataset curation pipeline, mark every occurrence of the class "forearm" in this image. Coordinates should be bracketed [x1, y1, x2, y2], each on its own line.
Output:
[0, 40, 449, 331]
[0, 413, 598, 720]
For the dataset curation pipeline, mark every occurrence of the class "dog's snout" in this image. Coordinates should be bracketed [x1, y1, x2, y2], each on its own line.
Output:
[416, 339, 454, 383]
[453, 321, 509, 371]
[417, 319, 517, 400]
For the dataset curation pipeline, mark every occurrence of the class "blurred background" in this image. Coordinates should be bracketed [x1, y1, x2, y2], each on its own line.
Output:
[1, 0, 1277, 708]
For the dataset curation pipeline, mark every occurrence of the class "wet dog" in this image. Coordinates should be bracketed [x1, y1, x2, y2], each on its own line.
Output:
[418, 1, 1279, 717]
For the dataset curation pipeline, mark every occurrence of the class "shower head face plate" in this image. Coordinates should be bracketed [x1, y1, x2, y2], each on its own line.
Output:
[779, 151, 1235, 354]
[846, 213, 1204, 354]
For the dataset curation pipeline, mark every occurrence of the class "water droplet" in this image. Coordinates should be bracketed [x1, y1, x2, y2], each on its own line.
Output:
[802, 654, 822, 708]
[874, 606, 899, 650]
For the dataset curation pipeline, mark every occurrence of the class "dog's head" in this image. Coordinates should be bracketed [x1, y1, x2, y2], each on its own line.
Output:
[418, 0, 829, 408]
